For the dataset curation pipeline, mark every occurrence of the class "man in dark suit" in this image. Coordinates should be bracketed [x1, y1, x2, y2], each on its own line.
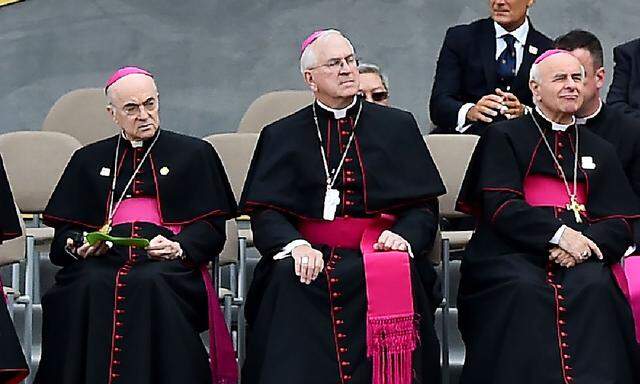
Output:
[430, 0, 552, 134]
[607, 37, 640, 119]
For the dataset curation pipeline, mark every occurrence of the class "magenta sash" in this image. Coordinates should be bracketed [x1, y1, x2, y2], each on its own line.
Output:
[299, 216, 417, 384]
[612, 258, 640, 343]
[523, 175, 587, 208]
[524, 177, 640, 343]
[112, 197, 238, 383]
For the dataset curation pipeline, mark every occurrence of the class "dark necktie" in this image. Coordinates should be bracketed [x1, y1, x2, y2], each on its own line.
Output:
[497, 34, 517, 88]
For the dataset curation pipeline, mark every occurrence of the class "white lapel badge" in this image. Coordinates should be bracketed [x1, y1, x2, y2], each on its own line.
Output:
[100, 167, 111, 177]
[529, 45, 539, 55]
[160, 166, 170, 176]
[581, 156, 596, 170]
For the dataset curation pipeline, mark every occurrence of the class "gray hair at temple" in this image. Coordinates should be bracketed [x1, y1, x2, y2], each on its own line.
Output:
[358, 63, 389, 92]
[299, 29, 355, 73]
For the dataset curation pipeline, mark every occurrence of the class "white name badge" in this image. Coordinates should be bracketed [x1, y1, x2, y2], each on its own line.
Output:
[323, 188, 340, 221]
[100, 167, 111, 177]
[581, 156, 596, 170]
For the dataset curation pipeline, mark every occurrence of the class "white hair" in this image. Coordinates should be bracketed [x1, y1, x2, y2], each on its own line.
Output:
[299, 29, 354, 73]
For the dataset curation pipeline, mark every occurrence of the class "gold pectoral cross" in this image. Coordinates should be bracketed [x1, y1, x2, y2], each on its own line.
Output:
[99, 221, 112, 234]
[566, 195, 585, 223]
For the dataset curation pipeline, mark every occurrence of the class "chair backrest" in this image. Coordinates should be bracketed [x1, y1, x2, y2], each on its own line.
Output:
[204, 133, 259, 200]
[0, 204, 26, 266]
[237, 90, 314, 133]
[0, 131, 82, 213]
[219, 219, 239, 266]
[425, 134, 480, 218]
[42, 88, 120, 145]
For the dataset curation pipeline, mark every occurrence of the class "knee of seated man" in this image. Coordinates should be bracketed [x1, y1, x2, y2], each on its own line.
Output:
[270, 257, 301, 284]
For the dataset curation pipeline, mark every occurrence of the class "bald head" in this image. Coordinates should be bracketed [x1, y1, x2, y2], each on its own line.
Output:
[529, 51, 585, 121]
[106, 73, 160, 141]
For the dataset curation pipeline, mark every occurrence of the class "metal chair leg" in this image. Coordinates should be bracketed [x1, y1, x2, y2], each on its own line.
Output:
[441, 238, 450, 384]
[223, 294, 233, 332]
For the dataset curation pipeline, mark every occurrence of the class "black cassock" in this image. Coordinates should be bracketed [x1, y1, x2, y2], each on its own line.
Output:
[0, 155, 29, 384]
[239, 99, 446, 384]
[456, 109, 640, 384]
[36, 130, 236, 384]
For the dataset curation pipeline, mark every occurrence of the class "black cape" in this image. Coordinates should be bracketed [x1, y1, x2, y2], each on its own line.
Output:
[581, 103, 640, 245]
[0, 155, 20, 242]
[240, 99, 445, 217]
[455, 110, 640, 384]
[44, 129, 237, 229]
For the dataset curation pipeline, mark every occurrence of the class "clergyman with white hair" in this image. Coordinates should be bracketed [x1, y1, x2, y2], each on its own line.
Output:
[455, 49, 640, 383]
[240, 29, 446, 384]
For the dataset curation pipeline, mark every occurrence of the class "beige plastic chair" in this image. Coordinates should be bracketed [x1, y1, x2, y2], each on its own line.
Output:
[424, 133, 480, 379]
[237, 90, 314, 133]
[42, 88, 119, 145]
[204, 133, 259, 366]
[425, 134, 480, 248]
[205, 133, 259, 200]
[0, 131, 82, 304]
[0, 205, 33, 366]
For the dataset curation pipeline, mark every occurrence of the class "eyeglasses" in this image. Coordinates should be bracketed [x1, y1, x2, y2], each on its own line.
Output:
[358, 90, 389, 102]
[309, 55, 359, 71]
[116, 98, 158, 117]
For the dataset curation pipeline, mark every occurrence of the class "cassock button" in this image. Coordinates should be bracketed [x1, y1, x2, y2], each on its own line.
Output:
[345, 158, 353, 163]
[557, 154, 564, 160]
[558, 142, 564, 148]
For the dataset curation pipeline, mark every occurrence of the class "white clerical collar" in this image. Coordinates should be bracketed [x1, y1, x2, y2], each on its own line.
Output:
[535, 106, 575, 131]
[121, 131, 144, 148]
[316, 97, 357, 119]
[494, 18, 529, 44]
[575, 99, 603, 125]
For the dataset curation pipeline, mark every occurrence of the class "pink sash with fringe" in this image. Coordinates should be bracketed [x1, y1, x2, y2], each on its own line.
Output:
[299, 215, 417, 384]
[524, 176, 640, 344]
[112, 197, 238, 383]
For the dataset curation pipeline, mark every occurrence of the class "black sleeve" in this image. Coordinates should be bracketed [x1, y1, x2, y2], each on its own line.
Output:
[50, 224, 87, 266]
[429, 28, 468, 132]
[251, 209, 303, 258]
[483, 191, 562, 252]
[607, 45, 640, 119]
[390, 199, 439, 260]
[172, 216, 226, 265]
[583, 218, 633, 264]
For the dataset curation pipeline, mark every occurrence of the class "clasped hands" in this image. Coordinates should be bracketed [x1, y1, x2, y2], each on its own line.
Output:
[550, 227, 603, 268]
[466, 88, 525, 123]
[66, 234, 183, 261]
[291, 230, 409, 285]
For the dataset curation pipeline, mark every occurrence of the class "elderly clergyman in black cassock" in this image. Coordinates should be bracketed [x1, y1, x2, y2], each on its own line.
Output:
[240, 29, 446, 384]
[36, 67, 238, 384]
[456, 49, 640, 383]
